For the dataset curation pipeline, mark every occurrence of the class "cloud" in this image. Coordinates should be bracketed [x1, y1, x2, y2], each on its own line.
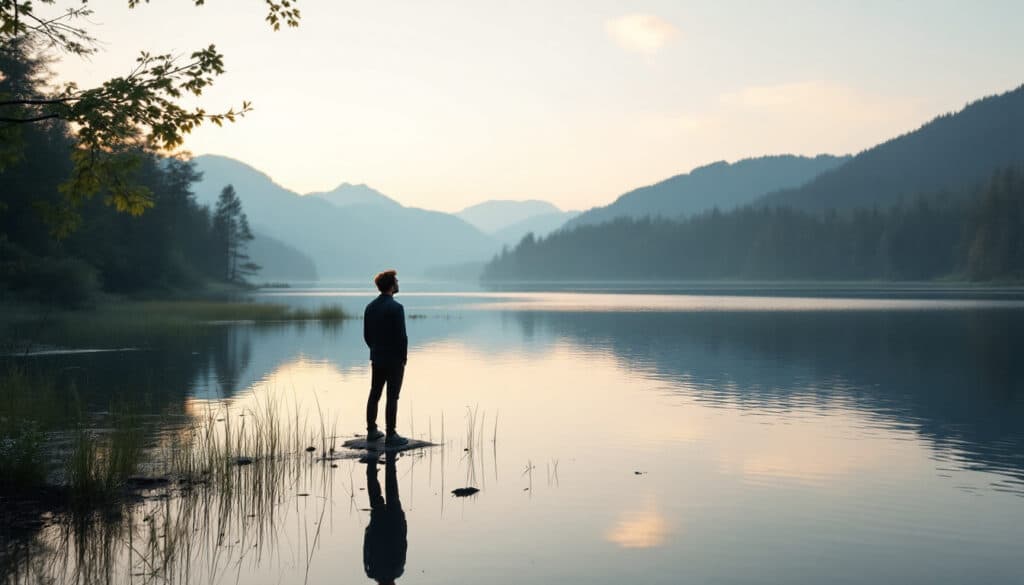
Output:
[605, 13, 679, 54]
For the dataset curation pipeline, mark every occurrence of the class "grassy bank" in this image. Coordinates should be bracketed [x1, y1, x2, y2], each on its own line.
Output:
[0, 300, 351, 352]
[49, 300, 352, 325]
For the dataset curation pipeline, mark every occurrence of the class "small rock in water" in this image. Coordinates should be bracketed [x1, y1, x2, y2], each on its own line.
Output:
[451, 487, 480, 497]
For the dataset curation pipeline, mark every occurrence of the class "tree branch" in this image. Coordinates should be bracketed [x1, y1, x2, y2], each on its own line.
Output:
[0, 96, 77, 106]
[0, 113, 61, 124]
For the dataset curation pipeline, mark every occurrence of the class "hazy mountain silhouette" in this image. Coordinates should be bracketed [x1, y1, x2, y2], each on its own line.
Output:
[191, 155, 499, 278]
[758, 84, 1024, 211]
[567, 155, 849, 229]
[307, 182, 401, 208]
[457, 200, 564, 233]
[493, 210, 580, 246]
[249, 232, 318, 281]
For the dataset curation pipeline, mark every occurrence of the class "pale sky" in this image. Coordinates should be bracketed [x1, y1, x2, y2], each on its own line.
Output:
[54, 0, 1024, 212]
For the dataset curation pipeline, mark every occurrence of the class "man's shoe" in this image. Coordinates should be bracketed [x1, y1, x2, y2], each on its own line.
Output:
[385, 433, 409, 447]
[366, 428, 385, 441]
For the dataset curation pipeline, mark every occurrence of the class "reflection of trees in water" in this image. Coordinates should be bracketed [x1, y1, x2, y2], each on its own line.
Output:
[208, 326, 254, 399]
[16, 323, 268, 414]
[514, 309, 1024, 481]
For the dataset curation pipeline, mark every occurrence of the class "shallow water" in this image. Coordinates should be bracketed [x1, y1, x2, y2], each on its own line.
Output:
[6, 288, 1024, 584]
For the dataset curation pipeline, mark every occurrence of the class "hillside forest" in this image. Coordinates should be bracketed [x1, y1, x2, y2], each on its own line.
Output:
[482, 167, 1024, 282]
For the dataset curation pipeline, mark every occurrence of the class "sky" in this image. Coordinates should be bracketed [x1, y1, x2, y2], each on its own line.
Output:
[53, 0, 1024, 212]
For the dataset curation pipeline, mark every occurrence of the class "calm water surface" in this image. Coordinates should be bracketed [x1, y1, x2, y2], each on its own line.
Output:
[8, 288, 1024, 584]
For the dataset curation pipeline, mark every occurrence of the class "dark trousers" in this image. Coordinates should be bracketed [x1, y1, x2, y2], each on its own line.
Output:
[367, 361, 404, 434]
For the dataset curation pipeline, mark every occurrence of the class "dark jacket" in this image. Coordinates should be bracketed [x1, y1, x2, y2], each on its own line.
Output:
[363, 294, 408, 365]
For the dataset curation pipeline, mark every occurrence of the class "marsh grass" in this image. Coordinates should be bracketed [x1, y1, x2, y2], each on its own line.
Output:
[0, 358, 338, 513]
[2, 300, 352, 352]
[6, 389, 346, 585]
[66, 411, 144, 507]
[0, 366, 73, 492]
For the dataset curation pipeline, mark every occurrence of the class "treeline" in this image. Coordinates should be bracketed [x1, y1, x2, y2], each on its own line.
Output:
[0, 46, 257, 306]
[482, 167, 1024, 282]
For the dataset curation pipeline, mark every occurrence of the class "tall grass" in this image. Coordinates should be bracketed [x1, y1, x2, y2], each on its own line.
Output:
[65, 408, 145, 507]
[0, 366, 66, 492]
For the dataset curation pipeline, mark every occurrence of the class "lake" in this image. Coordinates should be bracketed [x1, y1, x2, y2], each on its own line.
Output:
[4, 286, 1024, 584]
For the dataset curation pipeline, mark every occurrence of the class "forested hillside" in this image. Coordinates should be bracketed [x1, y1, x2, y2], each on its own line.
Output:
[567, 155, 849, 228]
[484, 86, 1024, 283]
[758, 85, 1024, 211]
[482, 167, 1024, 282]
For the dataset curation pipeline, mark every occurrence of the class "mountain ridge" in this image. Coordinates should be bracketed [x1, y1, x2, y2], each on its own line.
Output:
[756, 84, 1024, 211]
[567, 154, 850, 229]
[190, 154, 500, 278]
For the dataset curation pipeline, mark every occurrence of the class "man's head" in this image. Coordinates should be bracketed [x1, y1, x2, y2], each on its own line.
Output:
[374, 270, 399, 295]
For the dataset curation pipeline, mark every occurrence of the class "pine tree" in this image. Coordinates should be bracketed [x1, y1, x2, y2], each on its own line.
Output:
[212, 184, 258, 283]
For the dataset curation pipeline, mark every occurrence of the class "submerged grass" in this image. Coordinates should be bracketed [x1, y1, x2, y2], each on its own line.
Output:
[66, 412, 144, 507]
[7, 392, 343, 585]
[0, 366, 147, 506]
[0, 366, 68, 492]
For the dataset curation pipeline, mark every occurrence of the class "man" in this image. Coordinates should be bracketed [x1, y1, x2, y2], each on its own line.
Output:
[363, 269, 409, 446]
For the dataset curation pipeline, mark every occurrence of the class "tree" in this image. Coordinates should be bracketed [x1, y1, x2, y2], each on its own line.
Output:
[0, 0, 301, 234]
[212, 184, 259, 283]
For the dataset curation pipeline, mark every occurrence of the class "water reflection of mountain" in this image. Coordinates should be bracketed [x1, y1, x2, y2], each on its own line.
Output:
[510, 310, 1024, 483]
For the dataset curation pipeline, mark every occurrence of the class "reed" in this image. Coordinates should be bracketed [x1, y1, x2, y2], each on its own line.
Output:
[66, 409, 144, 507]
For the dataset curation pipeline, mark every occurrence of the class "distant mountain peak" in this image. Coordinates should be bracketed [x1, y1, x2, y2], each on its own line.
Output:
[457, 199, 563, 233]
[307, 182, 402, 208]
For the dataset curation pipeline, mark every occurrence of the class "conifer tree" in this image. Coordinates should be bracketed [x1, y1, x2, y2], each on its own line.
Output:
[212, 184, 258, 283]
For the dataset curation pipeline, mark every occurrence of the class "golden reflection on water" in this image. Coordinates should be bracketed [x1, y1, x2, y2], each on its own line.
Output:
[187, 338, 930, 493]
[606, 500, 672, 549]
[457, 292, 1024, 313]
[199, 338, 929, 489]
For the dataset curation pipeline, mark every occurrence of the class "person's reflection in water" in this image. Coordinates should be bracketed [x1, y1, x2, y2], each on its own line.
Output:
[363, 452, 407, 584]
